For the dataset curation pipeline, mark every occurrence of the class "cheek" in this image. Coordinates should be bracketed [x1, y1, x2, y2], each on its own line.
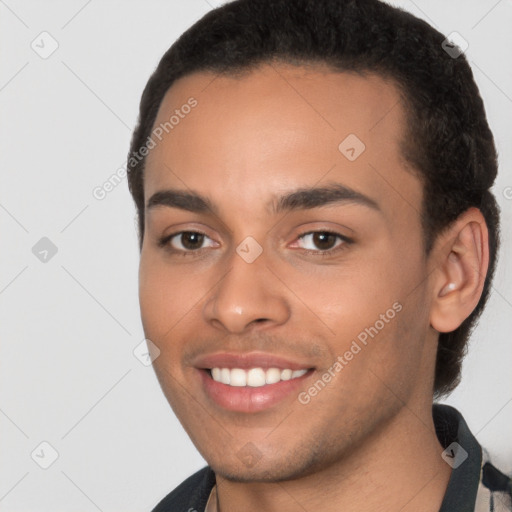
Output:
[138, 258, 187, 391]
[139, 252, 185, 320]
[138, 252, 215, 356]
[139, 260, 167, 336]
[312, 244, 427, 373]
[138, 252, 183, 343]
[289, 252, 403, 343]
[346, 267, 430, 401]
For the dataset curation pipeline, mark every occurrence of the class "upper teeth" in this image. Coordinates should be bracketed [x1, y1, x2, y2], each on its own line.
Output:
[210, 367, 308, 387]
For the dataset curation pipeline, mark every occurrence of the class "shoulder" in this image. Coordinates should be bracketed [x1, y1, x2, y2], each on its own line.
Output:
[433, 403, 512, 510]
[150, 466, 216, 512]
[475, 452, 512, 512]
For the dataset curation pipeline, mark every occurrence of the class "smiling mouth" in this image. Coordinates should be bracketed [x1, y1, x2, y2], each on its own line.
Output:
[207, 367, 311, 387]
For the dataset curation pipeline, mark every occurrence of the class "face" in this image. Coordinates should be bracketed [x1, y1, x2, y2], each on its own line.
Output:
[139, 63, 437, 482]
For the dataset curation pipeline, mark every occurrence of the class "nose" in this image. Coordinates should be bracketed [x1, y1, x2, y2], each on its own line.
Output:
[202, 244, 290, 334]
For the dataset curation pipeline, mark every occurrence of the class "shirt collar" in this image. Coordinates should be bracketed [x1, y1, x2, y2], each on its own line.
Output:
[434, 403, 482, 511]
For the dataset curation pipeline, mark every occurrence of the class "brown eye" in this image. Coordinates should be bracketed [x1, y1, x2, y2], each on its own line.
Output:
[174, 232, 205, 250]
[159, 231, 217, 253]
[312, 232, 338, 250]
[297, 231, 346, 252]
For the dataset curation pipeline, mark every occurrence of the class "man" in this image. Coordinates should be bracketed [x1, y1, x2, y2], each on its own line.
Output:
[126, 0, 511, 510]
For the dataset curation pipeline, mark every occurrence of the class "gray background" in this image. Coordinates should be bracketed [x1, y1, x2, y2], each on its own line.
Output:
[1, 0, 511, 510]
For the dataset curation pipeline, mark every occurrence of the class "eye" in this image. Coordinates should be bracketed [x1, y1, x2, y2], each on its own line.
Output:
[293, 231, 352, 255]
[159, 231, 217, 253]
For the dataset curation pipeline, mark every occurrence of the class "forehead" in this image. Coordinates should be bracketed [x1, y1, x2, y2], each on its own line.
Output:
[143, 63, 421, 221]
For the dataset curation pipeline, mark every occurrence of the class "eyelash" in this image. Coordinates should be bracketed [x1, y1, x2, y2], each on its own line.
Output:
[157, 230, 353, 258]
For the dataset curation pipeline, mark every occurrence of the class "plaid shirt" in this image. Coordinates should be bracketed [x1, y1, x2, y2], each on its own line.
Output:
[474, 453, 512, 511]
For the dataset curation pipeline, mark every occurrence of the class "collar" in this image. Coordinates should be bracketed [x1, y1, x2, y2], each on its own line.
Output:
[434, 403, 482, 511]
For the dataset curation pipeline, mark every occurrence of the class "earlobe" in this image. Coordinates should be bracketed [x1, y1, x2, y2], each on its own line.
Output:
[429, 208, 489, 333]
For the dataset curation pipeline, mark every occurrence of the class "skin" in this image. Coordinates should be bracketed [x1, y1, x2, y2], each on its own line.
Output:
[138, 63, 489, 512]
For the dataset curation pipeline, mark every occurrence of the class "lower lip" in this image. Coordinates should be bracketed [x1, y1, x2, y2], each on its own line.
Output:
[198, 369, 312, 413]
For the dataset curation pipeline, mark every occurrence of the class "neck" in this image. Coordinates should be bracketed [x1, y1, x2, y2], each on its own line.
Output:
[214, 400, 452, 512]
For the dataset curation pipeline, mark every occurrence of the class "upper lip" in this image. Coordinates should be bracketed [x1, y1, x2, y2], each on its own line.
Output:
[192, 351, 314, 371]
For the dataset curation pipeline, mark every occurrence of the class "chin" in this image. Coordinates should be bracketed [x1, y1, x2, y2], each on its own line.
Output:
[211, 463, 300, 484]
[206, 446, 326, 484]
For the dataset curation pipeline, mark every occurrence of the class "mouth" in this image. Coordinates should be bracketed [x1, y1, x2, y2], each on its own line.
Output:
[193, 352, 315, 413]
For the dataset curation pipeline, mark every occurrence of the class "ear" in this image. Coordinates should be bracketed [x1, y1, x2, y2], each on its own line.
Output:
[429, 207, 490, 333]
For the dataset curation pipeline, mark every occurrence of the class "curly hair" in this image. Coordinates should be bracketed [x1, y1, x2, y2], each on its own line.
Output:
[126, 0, 500, 398]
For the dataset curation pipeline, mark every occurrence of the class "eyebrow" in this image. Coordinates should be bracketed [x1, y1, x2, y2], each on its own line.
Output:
[146, 183, 381, 215]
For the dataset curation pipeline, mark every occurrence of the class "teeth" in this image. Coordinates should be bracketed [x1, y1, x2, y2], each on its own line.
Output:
[281, 369, 292, 381]
[212, 368, 221, 381]
[230, 368, 246, 387]
[220, 368, 231, 385]
[247, 368, 266, 387]
[210, 367, 308, 387]
[265, 368, 281, 384]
